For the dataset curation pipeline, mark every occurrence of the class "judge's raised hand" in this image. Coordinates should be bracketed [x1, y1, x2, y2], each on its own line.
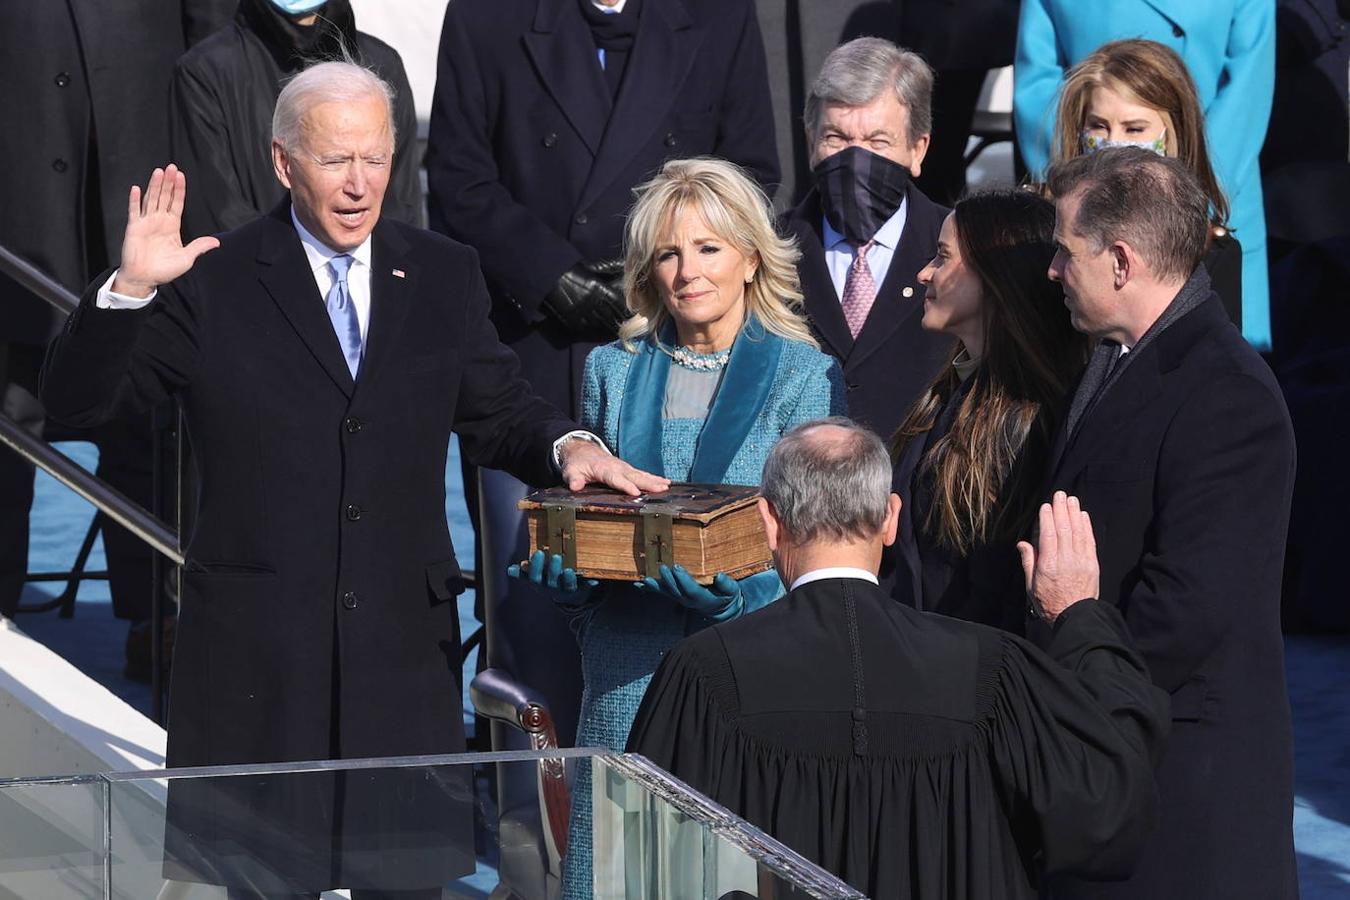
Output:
[1016, 491, 1100, 624]
[111, 165, 220, 298]
[559, 437, 670, 496]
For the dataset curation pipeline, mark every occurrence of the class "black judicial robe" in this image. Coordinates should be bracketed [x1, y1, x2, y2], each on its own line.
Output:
[629, 578, 1170, 900]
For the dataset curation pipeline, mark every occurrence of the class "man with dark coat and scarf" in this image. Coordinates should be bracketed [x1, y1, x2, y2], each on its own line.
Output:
[170, 0, 422, 237]
[785, 37, 955, 444]
[1039, 148, 1298, 899]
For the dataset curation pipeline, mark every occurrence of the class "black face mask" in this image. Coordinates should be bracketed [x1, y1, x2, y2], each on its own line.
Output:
[812, 146, 911, 244]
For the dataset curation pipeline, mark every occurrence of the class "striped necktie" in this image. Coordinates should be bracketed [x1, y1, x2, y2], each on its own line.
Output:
[840, 240, 877, 339]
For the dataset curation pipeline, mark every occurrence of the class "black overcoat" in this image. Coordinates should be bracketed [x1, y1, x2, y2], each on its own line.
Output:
[170, 0, 423, 238]
[1040, 292, 1299, 899]
[784, 184, 955, 441]
[0, 0, 207, 343]
[425, 0, 780, 416]
[41, 203, 574, 767]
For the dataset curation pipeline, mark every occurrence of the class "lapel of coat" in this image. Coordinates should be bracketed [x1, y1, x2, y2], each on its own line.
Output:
[1049, 344, 1164, 487]
[618, 334, 670, 477]
[355, 221, 417, 398]
[787, 191, 855, 362]
[523, 0, 611, 155]
[577, 0, 700, 210]
[847, 184, 946, 372]
[256, 202, 355, 398]
[687, 321, 784, 483]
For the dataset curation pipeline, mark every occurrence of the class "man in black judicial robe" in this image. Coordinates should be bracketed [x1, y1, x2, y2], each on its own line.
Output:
[629, 418, 1169, 900]
[1038, 150, 1298, 899]
[170, 0, 422, 237]
[784, 38, 954, 442]
[41, 61, 666, 897]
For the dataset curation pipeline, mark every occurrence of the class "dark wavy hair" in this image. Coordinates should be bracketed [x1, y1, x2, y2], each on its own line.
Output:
[892, 190, 1090, 553]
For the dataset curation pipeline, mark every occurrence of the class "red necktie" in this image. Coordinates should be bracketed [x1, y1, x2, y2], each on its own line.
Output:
[841, 240, 876, 339]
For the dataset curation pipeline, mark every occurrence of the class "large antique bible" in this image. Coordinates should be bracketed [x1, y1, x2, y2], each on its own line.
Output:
[518, 484, 772, 584]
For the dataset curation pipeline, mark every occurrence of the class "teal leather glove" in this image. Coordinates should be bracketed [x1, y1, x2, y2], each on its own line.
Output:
[637, 564, 744, 621]
[507, 550, 598, 594]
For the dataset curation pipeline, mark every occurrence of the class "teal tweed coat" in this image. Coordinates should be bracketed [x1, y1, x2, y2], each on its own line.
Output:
[561, 321, 844, 899]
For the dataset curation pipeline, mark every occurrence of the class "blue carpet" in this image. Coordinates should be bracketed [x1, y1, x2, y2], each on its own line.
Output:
[13, 439, 1350, 897]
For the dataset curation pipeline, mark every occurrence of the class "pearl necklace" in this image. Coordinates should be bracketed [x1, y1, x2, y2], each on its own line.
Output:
[669, 344, 732, 371]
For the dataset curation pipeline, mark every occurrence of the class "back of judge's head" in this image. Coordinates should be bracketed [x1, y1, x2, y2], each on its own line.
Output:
[1047, 147, 1209, 283]
[761, 418, 892, 546]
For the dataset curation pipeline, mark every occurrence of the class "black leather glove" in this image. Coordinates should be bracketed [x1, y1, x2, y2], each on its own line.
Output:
[540, 259, 628, 339]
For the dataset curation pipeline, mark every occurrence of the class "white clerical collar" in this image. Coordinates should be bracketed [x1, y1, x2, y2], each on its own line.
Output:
[290, 206, 373, 274]
[790, 567, 879, 591]
[823, 194, 908, 252]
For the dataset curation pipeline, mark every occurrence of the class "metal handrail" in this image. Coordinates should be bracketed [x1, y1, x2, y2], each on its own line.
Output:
[0, 244, 80, 317]
[0, 412, 182, 566]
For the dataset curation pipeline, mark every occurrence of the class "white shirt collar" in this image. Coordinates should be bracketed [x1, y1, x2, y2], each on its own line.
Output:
[822, 194, 908, 252]
[790, 567, 880, 591]
[593, 0, 627, 11]
[290, 206, 373, 274]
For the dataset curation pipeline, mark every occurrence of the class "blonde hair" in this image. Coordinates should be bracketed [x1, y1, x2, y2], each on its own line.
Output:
[618, 157, 817, 351]
[1051, 39, 1229, 226]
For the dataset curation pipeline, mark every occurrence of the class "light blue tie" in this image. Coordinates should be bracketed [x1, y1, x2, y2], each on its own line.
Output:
[325, 254, 362, 379]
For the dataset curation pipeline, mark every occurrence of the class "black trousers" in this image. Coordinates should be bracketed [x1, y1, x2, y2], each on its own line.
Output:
[0, 341, 154, 620]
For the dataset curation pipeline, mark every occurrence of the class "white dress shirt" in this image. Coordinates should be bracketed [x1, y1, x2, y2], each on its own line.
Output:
[822, 196, 909, 301]
[95, 209, 609, 469]
[96, 209, 374, 342]
[790, 567, 880, 591]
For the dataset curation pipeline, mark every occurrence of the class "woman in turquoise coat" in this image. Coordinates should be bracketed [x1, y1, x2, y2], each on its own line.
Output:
[518, 157, 845, 897]
[1013, 0, 1275, 348]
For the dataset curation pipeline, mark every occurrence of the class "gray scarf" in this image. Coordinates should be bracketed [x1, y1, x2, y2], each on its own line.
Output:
[1064, 265, 1213, 439]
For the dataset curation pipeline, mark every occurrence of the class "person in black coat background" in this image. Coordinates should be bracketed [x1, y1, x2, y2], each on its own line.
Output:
[170, 0, 422, 237]
[1038, 148, 1298, 899]
[424, 0, 780, 768]
[886, 190, 1087, 630]
[0, 1, 223, 664]
[784, 38, 954, 442]
[40, 61, 666, 895]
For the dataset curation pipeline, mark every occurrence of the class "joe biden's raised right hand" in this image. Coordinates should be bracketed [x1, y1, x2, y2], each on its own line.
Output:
[111, 164, 220, 298]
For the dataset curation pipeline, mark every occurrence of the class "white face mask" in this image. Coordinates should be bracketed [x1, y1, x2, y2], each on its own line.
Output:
[268, 0, 327, 15]
[1081, 127, 1167, 156]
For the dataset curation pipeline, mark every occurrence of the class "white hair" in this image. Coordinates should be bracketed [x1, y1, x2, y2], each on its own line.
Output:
[271, 61, 396, 152]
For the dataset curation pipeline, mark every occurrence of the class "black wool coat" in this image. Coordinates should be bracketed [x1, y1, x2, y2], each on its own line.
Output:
[784, 184, 955, 441]
[0, 0, 209, 343]
[425, 0, 780, 416]
[41, 203, 574, 768]
[170, 0, 422, 238]
[1040, 292, 1299, 900]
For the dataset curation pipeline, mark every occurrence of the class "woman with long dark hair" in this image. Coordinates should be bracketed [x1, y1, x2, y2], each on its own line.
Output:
[887, 189, 1088, 632]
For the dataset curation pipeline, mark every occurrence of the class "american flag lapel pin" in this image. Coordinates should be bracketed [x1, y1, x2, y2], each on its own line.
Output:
[392, 268, 406, 279]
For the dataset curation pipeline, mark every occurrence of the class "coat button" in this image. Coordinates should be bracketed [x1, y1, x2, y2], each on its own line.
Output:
[54, 72, 71, 88]
[344, 416, 362, 434]
[52, 158, 68, 173]
[902, 286, 914, 298]
[1171, 23, 1184, 37]
[345, 504, 362, 521]
[663, 132, 677, 147]
[342, 591, 359, 610]
[847, 382, 859, 392]
[574, 212, 588, 225]
[542, 132, 558, 148]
